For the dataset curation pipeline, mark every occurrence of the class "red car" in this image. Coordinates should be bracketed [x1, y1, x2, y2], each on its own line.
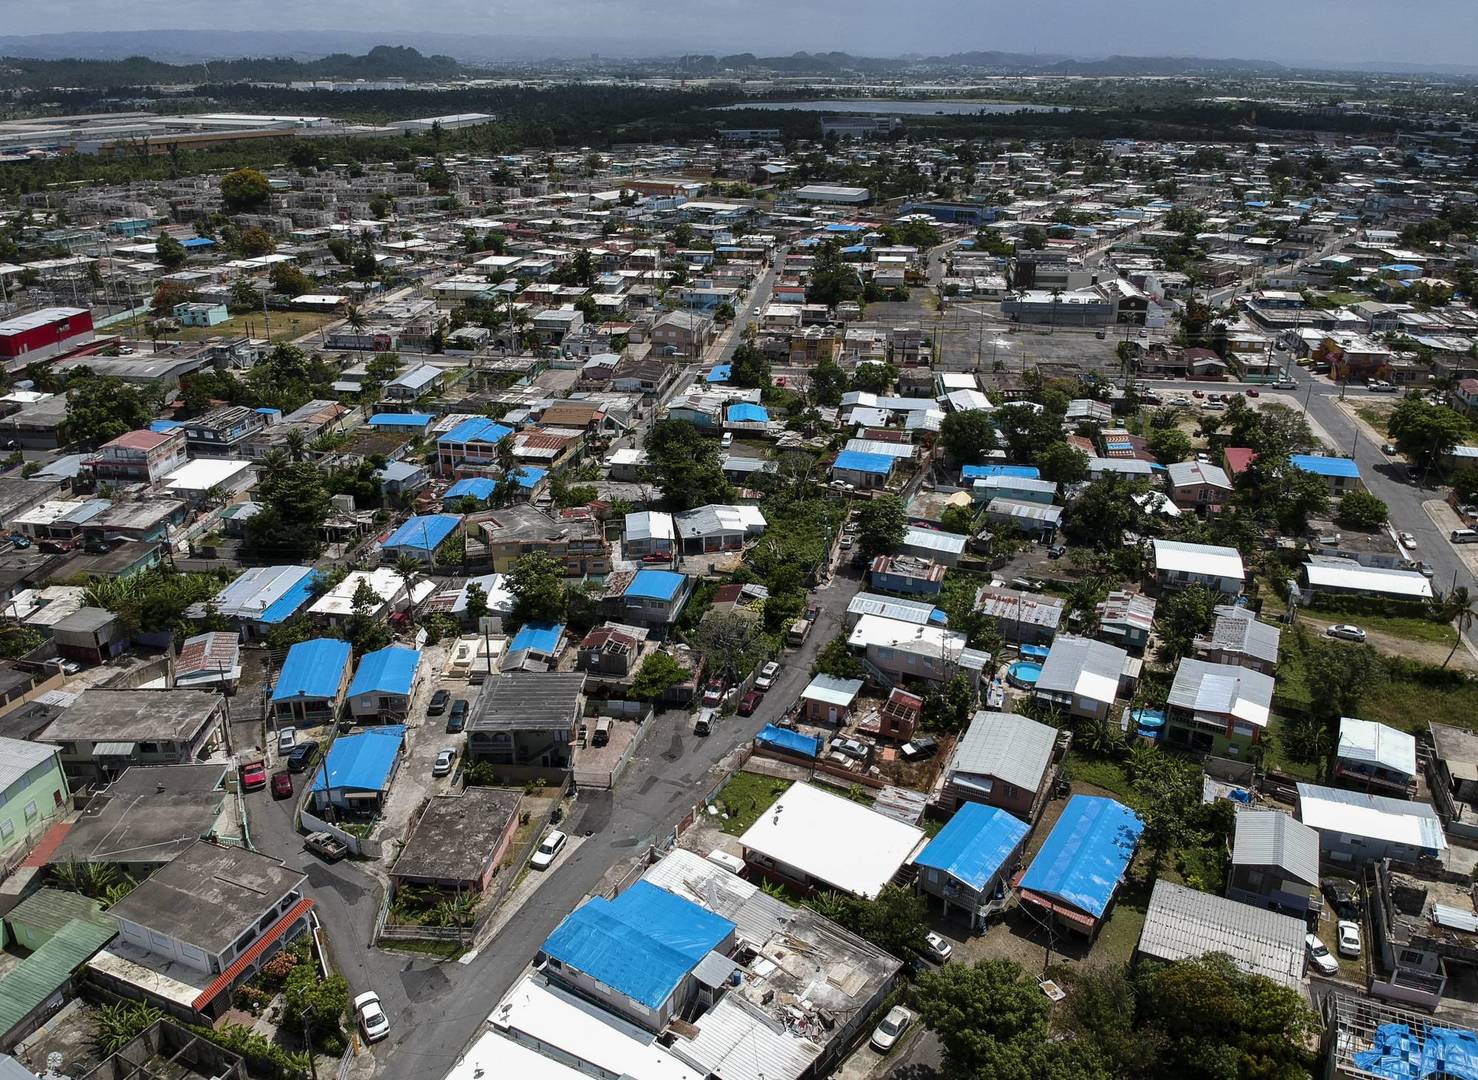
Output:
[643, 551, 671, 563]
[738, 691, 762, 716]
[271, 771, 294, 799]
[1191, 389, 1204, 398]
[1246, 388, 1260, 397]
[240, 759, 267, 792]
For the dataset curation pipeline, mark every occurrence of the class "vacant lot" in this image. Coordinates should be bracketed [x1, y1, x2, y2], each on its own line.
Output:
[173, 309, 339, 344]
[709, 770, 794, 836]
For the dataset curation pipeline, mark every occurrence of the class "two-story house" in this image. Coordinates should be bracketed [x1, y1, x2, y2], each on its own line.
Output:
[1152, 539, 1246, 595]
[84, 429, 187, 484]
[0, 737, 69, 870]
[467, 673, 586, 781]
[1165, 658, 1273, 757]
[1225, 808, 1321, 918]
[38, 689, 227, 785]
[180, 406, 267, 459]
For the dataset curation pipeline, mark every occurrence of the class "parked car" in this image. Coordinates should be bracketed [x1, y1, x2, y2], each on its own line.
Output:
[1322, 877, 1362, 919]
[1047, 544, 1067, 559]
[643, 551, 671, 562]
[432, 747, 457, 777]
[531, 828, 568, 871]
[38, 538, 74, 554]
[239, 759, 267, 792]
[271, 771, 293, 799]
[871, 1006, 914, 1052]
[1399, 531, 1416, 548]
[1306, 934, 1339, 976]
[305, 831, 347, 862]
[702, 680, 727, 708]
[286, 741, 319, 773]
[831, 736, 869, 761]
[1191, 389, 1204, 398]
[922, 932, 953, 963]
[756, 661, 780, 691]
[1274, 380, 1298, 390]
[446, 699, 469, 733]
[355, 992, 390, 1043]
[428, 689, 451, 716]
[694, 707, 716, 736]
[59, 659, 82, 676]
[1326, 624, 1367, 643]
[737, 691, 762, 716]
[901, 736, 939, 760]
[1094, 328, 1107, 339]
[6, 533, 29, 549]
[277, 726, 297, 754]
[1337, 920, 1362, 958]
[839, 536, 853, 550]
[1417, 561, 1435, 578]
[1246, 388, 1260, 397]
[1382, 443, 1398, 455]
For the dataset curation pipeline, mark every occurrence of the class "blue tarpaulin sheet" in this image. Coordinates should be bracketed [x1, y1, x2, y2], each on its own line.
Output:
[915, 802, 1028, 892]
[1353, 1023, 1478, 1080]
[1018, 795, 1144, 919]
[310, 725, 404, 794]
[271, 638, 351, 702]
[346, 646, 420, 698]
[755, 724, 820, 759]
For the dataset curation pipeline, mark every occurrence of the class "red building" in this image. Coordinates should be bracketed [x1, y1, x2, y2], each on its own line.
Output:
[0, 307, 94, 363]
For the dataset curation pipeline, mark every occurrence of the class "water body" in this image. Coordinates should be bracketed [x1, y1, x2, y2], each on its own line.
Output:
[715, 99, 1069, 116]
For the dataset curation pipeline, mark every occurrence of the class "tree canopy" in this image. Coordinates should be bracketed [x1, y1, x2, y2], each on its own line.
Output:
[243, 451, 332, 561]
[507, 551, 567, 627]
[66, 370, 159, 447]
[940, 410, 998, 464]
[855, 495, 908, 558]
[645, 419, 733, 510]
[1337, 489, 1389, 529]
[219, 167, 272, 212]
[1388, 396, 1469, 473]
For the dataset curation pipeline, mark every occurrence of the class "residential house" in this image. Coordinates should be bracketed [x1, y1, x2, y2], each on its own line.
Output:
[52, 607, 127, 664]
[608, 570, 693, 630]
[197, 565, 317, 639]
[1429, 722, 1478, 814]
[1193, 605, 1281, 675]
[983, 498, 1062, 540]
[1034, 635, 1133, 723]
[1335, 717, 1418, 799]
[899, 526, 967, 568]
[467, 673, 586, 780]
[869, 555, 946, 596]
[1297, 783, 1446, 864]
[179, 406, 266, 458]
[830, 450, 895, 490]
[39, 689, 226, 785]
[576, 624, 646, 678]
[974, 585, 1063, 646]
[270, 638, 353, 727]
[912, 802, 1028, 931]
[798, 674, 864, 726]
[1095, 590, 1156, 654]
[1165, 657, 1273, 757]
[436, 417, 514, 476]
[649, 311, 714, 358]
[673, 504, 767, 555]
[382, 513, 463, 567]
[84, 429, 187, 484]
[307, 567, 429, 629]
[942, 710, 1058, 820]
[1226, 807, 1321, 918]
[345, 646, 422, 723]
[476, 506, 610, 575]
[1016, 795, 1143, 937]
[390, 788, 522, 894]
[623, 511, 675, 558]
[0, 737, 69, 870]
[1167, 460, 1233, 513]
[1137, 880, 1306, 990]
[1290, 454, 1362, 495]
[1152, 539, 1246, 595]
[847, 615, 991, 688]
[308, 725, 404, 815]
[1299, 557, 1433, 604]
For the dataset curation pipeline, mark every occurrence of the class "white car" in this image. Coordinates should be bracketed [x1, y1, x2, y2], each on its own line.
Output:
[755, 662, 780, 691]
[1337, 920, 1362, 958]
[1399, 532, 1417, 549]
[530, 828, 568, 870]
[751, 306, 762, 316]
[871, 1005, 914, 1052]
[432, 747, 456, 777]
[1326, 624, 1367, 643]
[277, 727, 297, 754]
[1306, 934, 1339, 976]
[923, 931, 953, 963]
[354, 991, 390, 1043]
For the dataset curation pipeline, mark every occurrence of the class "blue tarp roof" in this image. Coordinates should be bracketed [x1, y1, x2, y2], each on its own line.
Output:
[833, 450, 895, 475]
[514, 466, 546, 489]
[541, 880, 734, 1010]
[445, 477, 496, 501]
[755, 723, 820, 759]
[1018, 795, 1143, 919]
[509, 621, 564, 655]
[1354, 1023, 1478, 1080]
[841, 243, 869, 254]
[963, 464, 1041, 480]
[705, 364, 732, 383]
[625, 570, 684, 601]
[915, 802, 1029, 891]
[259, 569, 320, 624]
[271, 638, 352, 702]
[148, 420, 183, 433]
[383, 514, 461, 551]
[180, 237, 214, 248]
[310, 725, 404, 794]
[728, 403, 769, 423]
[1290, 454, 1361, 479]
[346, 646, 421, 699]
[825, 223, 864, 233]
[367, 413, 435, 428]
[439, 417, 512, 445]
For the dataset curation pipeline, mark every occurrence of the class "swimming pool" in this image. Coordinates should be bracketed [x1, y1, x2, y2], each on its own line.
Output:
[1131, 707, 1166, 740]
[1006, 660, 1043, 688]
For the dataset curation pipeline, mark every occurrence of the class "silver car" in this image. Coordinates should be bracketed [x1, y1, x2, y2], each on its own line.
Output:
[1326, 624, 1367, 643]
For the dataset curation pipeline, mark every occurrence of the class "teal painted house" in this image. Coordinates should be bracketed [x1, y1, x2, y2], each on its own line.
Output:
[0, 737, 69, 871]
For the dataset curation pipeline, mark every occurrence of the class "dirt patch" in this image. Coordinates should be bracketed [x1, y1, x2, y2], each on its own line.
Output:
[1295, 612, 1476, 672]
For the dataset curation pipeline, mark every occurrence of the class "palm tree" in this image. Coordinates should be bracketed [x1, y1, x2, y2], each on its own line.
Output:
[344, 304, 367, 335]
[282, 428, 309, 463]
[1437, 586, 1478, 669]
[394, 552, 422, 609]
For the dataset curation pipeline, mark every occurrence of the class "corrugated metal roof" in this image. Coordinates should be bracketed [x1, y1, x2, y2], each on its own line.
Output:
[1297, 782, 1447, 852]
[1338, 717, 1418, 777]
[1138, 880, 1305, 989]
[949, 711, 1056, 794]
[846, 592, 936, 625]
[1231, 808, 1320, 886]
[671, 994, 821, 1080]
[5, 888, 104, 939]
[0, 916, 116, 1035]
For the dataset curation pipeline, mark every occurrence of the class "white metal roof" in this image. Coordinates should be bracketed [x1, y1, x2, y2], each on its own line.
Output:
[1153, 539, 1246, 580]
[162, 457, 254, 492]
[1338, 717, 1418, 777]
[625, 511, 675, 543]
[902, 527, 966, 555]
[799, 674, 864, 707]
[846, 592, 936, 625]
[739, 782, 924, 899]
[1303, 557, 1433, 599]
[1297, 783, 1446, 851]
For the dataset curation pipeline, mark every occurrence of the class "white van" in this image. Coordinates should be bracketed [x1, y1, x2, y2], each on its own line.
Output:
[1453, 529, 1478, 544]
[705, 850, 746, 875]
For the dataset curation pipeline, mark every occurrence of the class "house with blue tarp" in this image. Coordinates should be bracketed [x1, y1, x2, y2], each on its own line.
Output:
[831, 449, 896, 490]
[309, 724, 405, 813]
[443, 476, 496, 507]
[913, 802, 1028, 930]
[367, 413, 436, 435]
[1017, 794, 1143, 936]
[755, 723, 820, 759]
[1290, 453, 1361, 494]
[704, 364, 732, 384]
[346, 645, 422, 721]
[540, 879, 737, 1031]
[382, 513, 462, 565]
[725, 402, 769, 428]
[271, 638, 353, 726]
[437, 417, 513, 476]
[961, 464, 1040, 482]
[615, 569, 693, 629]
[506, 621, 566, 671]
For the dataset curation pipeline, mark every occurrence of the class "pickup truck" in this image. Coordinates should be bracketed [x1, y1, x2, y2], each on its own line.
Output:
[239, 759, 267, 792]
[305, 831, 348, 862]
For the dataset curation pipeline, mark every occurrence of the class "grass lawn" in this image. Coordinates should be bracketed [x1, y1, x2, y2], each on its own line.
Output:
[1262, 716, 1322, 780]
[173, 310, 339, 344]
[1355, 406, 1392, 435]
[1346, 612, 1457, 647]
[1361, 675, 1478, 734]
[1063, 752, 1133, 799]
[712, 771, 793, 836]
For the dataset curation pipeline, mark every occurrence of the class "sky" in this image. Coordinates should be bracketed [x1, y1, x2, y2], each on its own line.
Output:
[6, 0, 1478, 68]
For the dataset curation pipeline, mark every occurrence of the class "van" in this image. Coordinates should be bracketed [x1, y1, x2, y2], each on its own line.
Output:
[720, 432, 734, 450]
[592, 716, 612, 747]
[787, 617, 813, 646]
[693, 708, 716, 736]
[1453, 529, 1478, 544]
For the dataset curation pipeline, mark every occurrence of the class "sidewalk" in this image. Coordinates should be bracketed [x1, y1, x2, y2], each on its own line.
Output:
[458, 835, 588, 964]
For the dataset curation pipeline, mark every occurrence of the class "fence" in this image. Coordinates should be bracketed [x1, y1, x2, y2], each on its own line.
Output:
[300, 807, 383, 859]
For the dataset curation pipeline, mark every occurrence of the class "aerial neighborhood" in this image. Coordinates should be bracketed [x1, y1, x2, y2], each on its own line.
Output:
[2, 38, 1478, 1080]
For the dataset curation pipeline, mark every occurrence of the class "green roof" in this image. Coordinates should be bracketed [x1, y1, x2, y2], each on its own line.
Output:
[6, 888, 104, 941]
[0, 916, 116, 1037]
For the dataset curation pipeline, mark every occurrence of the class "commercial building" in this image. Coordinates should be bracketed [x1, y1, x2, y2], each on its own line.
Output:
[0, 308, 94, 366]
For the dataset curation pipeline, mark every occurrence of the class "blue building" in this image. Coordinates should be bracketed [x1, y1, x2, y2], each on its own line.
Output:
[443, 476, 497, 508]
[914, 802, 1029, 930]
[831, 449, 895, 490]
[367, 413, 436, 436]
[271, 638, 354, 726]
[1017, 795, 1143, 936]
[346, 646, 422, 721]
[540, 880, 737, 1031]
[961, 464, 1041, 482]
[382, 513, 463, 566]
[1289, 454, 1361, 494]
[309, 725, 405, 814]
[437, 417, 514, 476]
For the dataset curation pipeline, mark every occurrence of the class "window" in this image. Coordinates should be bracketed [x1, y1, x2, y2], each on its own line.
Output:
[1399, 949, 1426, 966]
[0, 820, 12, 841]
[23, 800, 37, 822]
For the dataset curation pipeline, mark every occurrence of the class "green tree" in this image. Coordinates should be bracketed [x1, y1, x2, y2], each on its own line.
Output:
[939, 409, 997, 464]
[1156, 584, 1215, 662]
[729, 342, 771, 388]
[66, 370, 158, 447]
[464, 581, 490, 623]
[507, 551, 566, 626]
[1147, 426, 1193, 465]
[814, 635, 865, 679]
[282, 961, 349, 1042]
[1337, 489, 1389, 529]
[854, 495, 907, 558]
[804, 238, 863, 307]
[269, 261, 312, 298]
[645, 419, 733, 510]
[1388, 396, 1470, 473]
[921, 671, 976, 733]
[1434, 586, 1478, 670]
[850, 361, 897, 395]
[1130, 752, 1202, 879]
[630, 649, 689, 700]
[1063, 475, 1152, 552]
[219, 167, 272, 212]
[805, 885, 928, 961]
[1036, 441, 1090, 485]
[154, 233, 186, 270]
[995, 404, 1061, 462]
[809, 356, 848, 406]
[1305, 636, 1384, 725]
[244, 451, 332, 561]
[914, 959, 1051, 1078]
[691, 611, 767, 685]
